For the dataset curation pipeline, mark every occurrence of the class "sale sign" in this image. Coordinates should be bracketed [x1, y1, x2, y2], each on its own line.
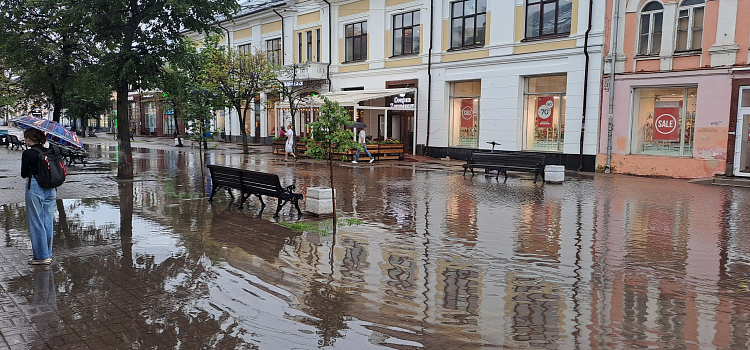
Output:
[653, 101, 680, 141]
[536, 97, 554, 128]
[460, 99, 474, 128]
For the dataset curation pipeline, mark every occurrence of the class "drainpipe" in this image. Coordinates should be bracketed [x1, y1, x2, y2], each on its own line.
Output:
[273, 9, 285, 65]
[323, 0, 332, 92]
[425, 0, 434, 156]
[578, 0, 593, 170]
[605, 0, 621, 174]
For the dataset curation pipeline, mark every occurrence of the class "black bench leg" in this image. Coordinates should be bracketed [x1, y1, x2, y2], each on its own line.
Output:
[209, 186, 219, 201]
[533, 173, 538, 184]
[293, 198, 302, 216]
[238, 192, 250, 209]
[226, 188, 235, 200]
[503, 169, 508, 182]
[274, 200, 288, 217]
[255, 194, 265, 207]
[463, 168, 467, 176]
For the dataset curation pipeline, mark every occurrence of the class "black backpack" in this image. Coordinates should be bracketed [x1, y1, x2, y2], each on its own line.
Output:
[30, 145, 67, 189]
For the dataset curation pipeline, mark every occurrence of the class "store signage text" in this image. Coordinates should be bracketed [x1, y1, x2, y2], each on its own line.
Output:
[536, 97, 554, 128]
[653, 101, 680, 141]
[390, 96, 415, 109]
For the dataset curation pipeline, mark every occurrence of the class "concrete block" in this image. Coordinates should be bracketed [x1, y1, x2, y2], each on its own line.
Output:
[307, 187, 335, 200]
[305, 198, 334, 215]
[545, 165, 565, 183]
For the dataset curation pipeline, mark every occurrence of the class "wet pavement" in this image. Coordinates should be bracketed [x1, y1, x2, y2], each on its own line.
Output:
[2, 138, 750, 349]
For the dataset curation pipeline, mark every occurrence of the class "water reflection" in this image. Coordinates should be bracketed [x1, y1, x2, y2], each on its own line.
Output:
[2, 146, 750, 349]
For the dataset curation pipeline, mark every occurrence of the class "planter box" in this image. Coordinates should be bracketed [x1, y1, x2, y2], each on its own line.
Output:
[273, 140, 405, 161]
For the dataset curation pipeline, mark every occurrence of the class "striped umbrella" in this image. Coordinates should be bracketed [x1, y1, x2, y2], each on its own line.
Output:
[10, 116, 84, 150]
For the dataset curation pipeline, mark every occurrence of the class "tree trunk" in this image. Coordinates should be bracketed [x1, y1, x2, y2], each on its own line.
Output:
[52, 95, 63, 123]
[239, 102, 249, 154]
[329, 141, 337, 235]
[174, 108, 183, 146]
[116, 79, 134, 179]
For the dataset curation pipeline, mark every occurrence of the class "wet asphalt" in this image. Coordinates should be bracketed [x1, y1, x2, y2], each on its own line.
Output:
[1, 137, 750, 349]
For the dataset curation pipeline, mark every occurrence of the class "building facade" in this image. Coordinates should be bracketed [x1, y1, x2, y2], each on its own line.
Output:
[600, 0, 750, 178]
[189, 0, 605, 170]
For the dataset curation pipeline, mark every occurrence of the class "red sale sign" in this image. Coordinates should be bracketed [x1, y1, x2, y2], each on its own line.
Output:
[536, 97, 554, 128]
[653, 101, 680, 141]
[460, 99, 474, 128]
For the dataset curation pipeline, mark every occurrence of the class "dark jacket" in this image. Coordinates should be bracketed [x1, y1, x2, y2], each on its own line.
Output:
[21, 144, 47, 179]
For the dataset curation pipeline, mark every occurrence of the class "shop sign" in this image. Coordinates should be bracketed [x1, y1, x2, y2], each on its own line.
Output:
[390, 96, 415, 109]
[653, 101, 680, 141]
[460, 99, 474, 127]
[536, 97, 554, 128]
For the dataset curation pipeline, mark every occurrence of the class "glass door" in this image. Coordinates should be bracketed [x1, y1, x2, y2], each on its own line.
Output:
[733, 87, 750, 177]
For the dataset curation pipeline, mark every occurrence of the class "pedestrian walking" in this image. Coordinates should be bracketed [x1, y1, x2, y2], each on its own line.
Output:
[285, 124, 297, 161]
[352, 127, 374, 164]
[21, 129, 56, 265]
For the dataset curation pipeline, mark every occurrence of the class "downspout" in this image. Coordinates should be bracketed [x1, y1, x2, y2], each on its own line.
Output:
[425, 0, 434, 156]
[578, 0, 594, 170]
[273, 9, 285, 64]
[323, 0, 332, 92]
[605, 0, 621, 173]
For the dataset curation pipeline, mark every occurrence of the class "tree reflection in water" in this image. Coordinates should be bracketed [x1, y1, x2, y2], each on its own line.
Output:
[300, 276, 354, 347]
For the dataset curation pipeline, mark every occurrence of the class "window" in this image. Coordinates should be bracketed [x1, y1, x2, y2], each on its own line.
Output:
[449, 81, 481, 148]
[298, 32, 303, 63]
[450, 0, 486, 49]
[345, 21, 367, 62]
[676, 0, 704, 51]
[631, 87, 696, 157]
[638, 2, 664, 56]
[525, 0, 572, 39]
[393, 10, 421, 56]
[524, 75, 566, 151]
[316, 29, 321, 62]
[237, 43, 252, 56]
[266, 38, 282, 65]
[306, 31, 313, 62]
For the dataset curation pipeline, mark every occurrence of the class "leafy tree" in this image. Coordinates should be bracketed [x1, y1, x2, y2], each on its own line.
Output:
[203, 39, 278, 154]
[0, 0, 99, 123]
[0, 67, 23, 121]
[305, 97, 359, 233]
[65, 67, 113, 134]
[158, 43, 206, 148]
[273, 63, 317, 133]
[86, 0, 238, 179]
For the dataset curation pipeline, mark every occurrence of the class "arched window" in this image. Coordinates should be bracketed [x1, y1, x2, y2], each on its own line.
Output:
[676, 0, 704, 51]
[639, 2, 664, 55]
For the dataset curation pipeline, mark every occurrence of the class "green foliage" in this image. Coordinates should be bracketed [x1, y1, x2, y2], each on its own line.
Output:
[279, 217, 363, 236]
[304, 97, 359, 161]
[201, 37, 278, 154]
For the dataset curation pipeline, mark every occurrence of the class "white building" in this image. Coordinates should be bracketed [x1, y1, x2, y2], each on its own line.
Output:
[190, 0, 605, 170]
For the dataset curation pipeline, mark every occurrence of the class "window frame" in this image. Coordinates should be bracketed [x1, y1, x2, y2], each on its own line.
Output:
[637, 2, 664, 56]
[449, 0, 487, 50]
[392, 10, 421, 57]
[524, 0, 573, 40]
[316, 29, 321, 62]
[266, 38, 282, 65]
[675, 0, 704, 52]
[344, 21, 368, 63]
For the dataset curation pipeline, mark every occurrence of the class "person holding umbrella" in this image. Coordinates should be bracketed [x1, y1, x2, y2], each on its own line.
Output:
[20, 128, 56, 265]
[351, 122, 374, 164]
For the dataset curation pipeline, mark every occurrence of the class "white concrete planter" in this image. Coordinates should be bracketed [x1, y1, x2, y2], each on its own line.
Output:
[545, 165, 565, 183]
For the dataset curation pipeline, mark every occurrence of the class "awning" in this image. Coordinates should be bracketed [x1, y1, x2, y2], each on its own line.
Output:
[276, 88, 416, 109]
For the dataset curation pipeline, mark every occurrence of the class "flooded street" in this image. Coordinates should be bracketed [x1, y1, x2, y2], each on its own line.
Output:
[2, 146, 750, 349]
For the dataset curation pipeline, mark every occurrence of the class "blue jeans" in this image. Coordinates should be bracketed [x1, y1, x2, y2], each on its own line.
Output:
[26, 178, 56, 260]
[356, 144, 373, 161]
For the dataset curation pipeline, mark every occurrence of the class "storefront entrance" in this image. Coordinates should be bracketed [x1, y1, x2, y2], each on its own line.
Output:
[734, 87, 750, 177]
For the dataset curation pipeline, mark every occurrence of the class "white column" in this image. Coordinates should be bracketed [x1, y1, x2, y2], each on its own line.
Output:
[260, 92, 267, 138]
[384, 109, 389, 139]
[660, 2, 677, 71]
[709, 0, 740, 67]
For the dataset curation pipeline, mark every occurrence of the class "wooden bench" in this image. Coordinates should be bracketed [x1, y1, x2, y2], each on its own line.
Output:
[7, 135, 25, 150]
[463, 152, 547, 183]
[206, 164, 303, 217]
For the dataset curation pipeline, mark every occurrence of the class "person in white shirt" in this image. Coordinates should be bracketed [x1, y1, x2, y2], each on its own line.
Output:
[352, 127, 374, 164]
[284, 125, 297, 161]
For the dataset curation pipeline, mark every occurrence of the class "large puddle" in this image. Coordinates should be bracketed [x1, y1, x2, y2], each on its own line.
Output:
[2, 147, 750, 349]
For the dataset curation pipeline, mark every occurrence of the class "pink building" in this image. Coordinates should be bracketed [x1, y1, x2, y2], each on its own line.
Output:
[600, 0, 750, 178]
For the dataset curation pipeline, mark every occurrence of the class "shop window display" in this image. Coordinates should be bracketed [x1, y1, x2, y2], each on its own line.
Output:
[449, 81, 481, 148]
[631, 87, 696, 156]
[524, 75, 566, 152]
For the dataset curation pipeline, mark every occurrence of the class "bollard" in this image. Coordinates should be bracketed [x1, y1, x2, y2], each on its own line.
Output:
[545, 165, 565, 184]
[305, 187, 335, 215]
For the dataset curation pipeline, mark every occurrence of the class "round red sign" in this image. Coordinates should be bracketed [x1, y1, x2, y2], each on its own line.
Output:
[654, 113, 677, 135]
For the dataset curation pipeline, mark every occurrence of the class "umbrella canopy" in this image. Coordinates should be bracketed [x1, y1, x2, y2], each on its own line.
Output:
[10, 116, 84, 150]
[350, 122, 367, 129]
